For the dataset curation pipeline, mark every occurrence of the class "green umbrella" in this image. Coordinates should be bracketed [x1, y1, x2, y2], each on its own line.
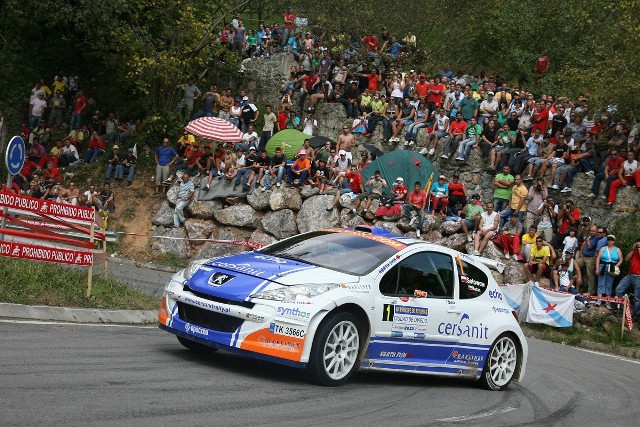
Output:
[266, 129, 308, 159]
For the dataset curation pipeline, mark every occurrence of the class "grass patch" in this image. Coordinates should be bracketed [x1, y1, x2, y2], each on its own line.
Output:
[0, 258, 158, 310]
[157, 252, 188, 270]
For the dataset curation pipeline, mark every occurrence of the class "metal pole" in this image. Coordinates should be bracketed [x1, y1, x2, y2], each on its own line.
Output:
[0, 173, 12, 240]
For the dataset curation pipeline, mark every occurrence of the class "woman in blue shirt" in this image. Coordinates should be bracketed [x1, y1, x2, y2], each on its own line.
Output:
[595, 234, 623, 307]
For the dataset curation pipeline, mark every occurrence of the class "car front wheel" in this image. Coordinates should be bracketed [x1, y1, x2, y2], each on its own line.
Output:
[307, 311, 362, 387]
[479, 333, 519, 390]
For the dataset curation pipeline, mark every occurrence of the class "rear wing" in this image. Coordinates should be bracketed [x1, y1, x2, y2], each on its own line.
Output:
[471, 255, 505, 274]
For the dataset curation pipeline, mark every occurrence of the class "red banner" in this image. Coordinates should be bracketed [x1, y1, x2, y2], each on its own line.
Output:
[624, 296, 634, 331]
[0, 240, 93, 266]
[0, 192, 95, 223]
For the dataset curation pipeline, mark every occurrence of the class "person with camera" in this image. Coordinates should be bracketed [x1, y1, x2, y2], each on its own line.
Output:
[551, 247, 587, 306]
[595, 234, 623, 308]
[551, 199, 580, 249]
[615, 239, 640, 321]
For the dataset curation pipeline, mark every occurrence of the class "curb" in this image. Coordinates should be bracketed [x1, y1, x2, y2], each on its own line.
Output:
[108, 256, 181, 273]
[0, 302, 158, 325]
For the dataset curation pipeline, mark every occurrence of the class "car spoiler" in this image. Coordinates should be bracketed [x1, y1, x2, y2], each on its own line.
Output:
[472, 255, 505, 274]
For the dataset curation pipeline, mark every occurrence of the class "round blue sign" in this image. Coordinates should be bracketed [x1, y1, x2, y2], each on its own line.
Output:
[5, 136, 26, 176]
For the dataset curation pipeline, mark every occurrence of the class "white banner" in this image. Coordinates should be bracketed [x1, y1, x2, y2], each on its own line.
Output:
[500, 283, 528, 314]
[526, 285, 574, 327]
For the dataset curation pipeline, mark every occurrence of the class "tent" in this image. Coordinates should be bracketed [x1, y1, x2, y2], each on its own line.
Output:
[265, 129, 308, 158]
[359, 150, 439, 197]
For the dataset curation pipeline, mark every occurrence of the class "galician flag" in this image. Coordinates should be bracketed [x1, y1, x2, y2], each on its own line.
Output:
[526, 285, 574, 327]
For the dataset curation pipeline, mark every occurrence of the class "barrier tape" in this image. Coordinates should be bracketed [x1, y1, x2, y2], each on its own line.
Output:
[113, 230, 265, 249]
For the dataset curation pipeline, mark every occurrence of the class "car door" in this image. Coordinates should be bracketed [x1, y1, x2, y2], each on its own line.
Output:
[365, 251, 461, 372]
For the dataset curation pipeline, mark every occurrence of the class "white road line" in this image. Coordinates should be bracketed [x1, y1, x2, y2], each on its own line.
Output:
[576, 347, 640, 365]
[0, 319, 155, 329]
[437, 407, 517, 422]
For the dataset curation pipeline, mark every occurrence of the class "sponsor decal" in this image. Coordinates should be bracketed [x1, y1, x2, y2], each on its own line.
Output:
[492, 306, 511, 314]
[488, 289, 503, 300]
[378, 254, 401, 274]
[245, 313, 265, 322]
[398, 297, 410, 303]
[384, 304, 429, 333]
[208, 272, 235, 287]
[438, 313, 489, 339]
[379, 351, 412, 358]
[391, 331, 403, 337]
[252, 255, 287, 264]
[269, 322, 306, 338]
[276, 306, 311, 324]
[326, 228, 406, 250]
[450, 350, 484, 366]
[212, 261, 266, 276]
[414, 332, 426, 339]
[340, 283, 371, 293]
[182, 296, 231, 314]
[461, 275, 487, 293]
[239, 329, 305, 361]
[185, 323, 209, 336]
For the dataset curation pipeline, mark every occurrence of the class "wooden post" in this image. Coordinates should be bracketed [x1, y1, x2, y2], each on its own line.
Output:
[101, 225, 108, 279]
[87, 222, 95, 297]
[621, 295, 628, 340]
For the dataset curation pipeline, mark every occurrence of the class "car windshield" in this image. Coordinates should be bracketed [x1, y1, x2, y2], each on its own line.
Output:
[257, 230, 401, 276]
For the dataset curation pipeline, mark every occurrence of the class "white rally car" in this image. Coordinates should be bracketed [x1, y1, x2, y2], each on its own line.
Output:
[159, 226, 527, 389]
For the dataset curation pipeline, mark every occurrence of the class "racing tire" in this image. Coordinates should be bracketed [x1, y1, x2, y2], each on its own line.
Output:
[177, 336, 218, 354]
[307, 311, 362, 387]
[478, 333, 519, 391]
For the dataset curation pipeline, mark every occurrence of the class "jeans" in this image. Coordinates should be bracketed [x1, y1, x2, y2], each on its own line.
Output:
[577, 256, 596, 294]
[70, 112, 83, 130]
[616, 274, 640, 319]
[192, 109, 213, 119]
[405, 122, 428, 142]
[498, 207, 524, 231]
[287, 168, 309, 185]
[339, 98, 357, 118]
[591, 172, 617, 197]
[264, 167, 285, 187]
[457, 138, 477, 160]
[124, 165, 136, 182]
[442, 135, 462, 157]
[579, 157, 595, 173]
[493, 198, 509, 213]
[235, 168, 253, 187]
[403, 204, 424, 231]
[83, 148, 103, 164]
[174, 199, 190, 227]
[598, 270, 615, 296]
[105, 163, 117, 179]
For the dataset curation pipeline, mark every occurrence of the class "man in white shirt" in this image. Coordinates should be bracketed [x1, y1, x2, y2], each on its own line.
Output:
[479, 92, 499, 126]
[473, 201, 499, 256]
[302, 110, 318, 135]
[235, 124, 259, 152]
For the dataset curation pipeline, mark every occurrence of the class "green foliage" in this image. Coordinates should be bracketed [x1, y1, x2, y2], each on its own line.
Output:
[0, 258, 158, 309]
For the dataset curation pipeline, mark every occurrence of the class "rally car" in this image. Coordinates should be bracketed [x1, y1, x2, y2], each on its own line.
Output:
[158, 226, 527, 389]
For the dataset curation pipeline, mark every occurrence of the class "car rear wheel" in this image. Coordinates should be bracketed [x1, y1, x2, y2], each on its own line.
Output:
[177, 336, 218, 354]
[479, 333, 519, 391]
[307, 312, 362, 387]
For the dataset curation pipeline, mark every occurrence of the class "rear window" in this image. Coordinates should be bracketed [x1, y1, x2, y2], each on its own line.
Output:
[257, 231, 401, 275]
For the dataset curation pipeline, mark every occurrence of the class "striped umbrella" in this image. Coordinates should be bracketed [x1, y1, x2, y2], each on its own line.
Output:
[185, 117, 244, 142]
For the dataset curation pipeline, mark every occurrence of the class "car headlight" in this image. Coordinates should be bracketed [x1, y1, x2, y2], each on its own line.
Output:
[250, 284, 340, 301]
[183, 259, 209, 281]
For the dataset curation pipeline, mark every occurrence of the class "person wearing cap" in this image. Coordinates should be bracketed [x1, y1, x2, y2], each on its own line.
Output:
[429, 175, 449, 216]
[104, 145, 122, 181]
[326, 164, 363, 211]
[118, 148, 138, 185]
[287, 149, 311, 186]
[240, 96, 259, 133]
[340, 80, 359, 118]
[479, 91, 498, 127]
[551, 247, 586, 304]
[177, 131, 196, 157]
[606, 149, 640, 206]
[595, 234, 623, 307]
[234, 146, 259, 191]
[183, 141, 204, 177]
[332, 149, 352, 182]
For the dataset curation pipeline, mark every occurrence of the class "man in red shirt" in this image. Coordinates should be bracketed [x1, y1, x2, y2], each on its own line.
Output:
[277, 107, 289, 131]
[615, 239, 640, 319]
[415, 74, 429, 100]
[282, 7, 295, 48]
[361, 68, 381, 92]
[531, 101, 549, 135]
[426, 75, 445, 114]
[299, 69, 318, 110]
[362, 33, 379, 52]
[71, 89, 86, 130]
[84, 130, 106, 163]
[403, 181, 427, 237]
[442, 112, 468, 159]
[326, 164, 363, 211]
[551, 199, 580, 248]
[589, 147, 624, 198]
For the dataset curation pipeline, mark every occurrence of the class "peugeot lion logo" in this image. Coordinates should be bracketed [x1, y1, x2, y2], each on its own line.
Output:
[208, 272, 235, 287]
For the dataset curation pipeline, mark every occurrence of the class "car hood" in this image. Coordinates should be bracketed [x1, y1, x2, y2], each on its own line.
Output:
[186, 252, 357, 301]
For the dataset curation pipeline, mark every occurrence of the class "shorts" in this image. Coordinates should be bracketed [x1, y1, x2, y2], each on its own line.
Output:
[528, 263, 549, 277]
[358, 192, 382, 200]
[403, 119, 414, 125]
[493, 145, 505, 153]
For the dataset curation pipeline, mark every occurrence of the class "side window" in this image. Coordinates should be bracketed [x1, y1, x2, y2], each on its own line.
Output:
[458, 259, 489, 299]
[379, 252, 454, 298]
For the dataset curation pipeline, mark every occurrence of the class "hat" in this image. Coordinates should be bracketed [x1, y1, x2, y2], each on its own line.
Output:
[471, 193, 480, 199]
[338, 149, 346, 155]
[396, 177, 404, 182]
[566, 247, 575, 254]
[297, 149, 307, 155]
[249, 146, 256, 151]
[583, 216, 591, 221]
[607, 234, 616, 241]
[242, 96, 249, 100]
[488, 91, 495, 96]
[438, 174, 446, 180]
[350, 80, 358, 84]
[128, 148, 133, 152]
[113, 145, 120, 150]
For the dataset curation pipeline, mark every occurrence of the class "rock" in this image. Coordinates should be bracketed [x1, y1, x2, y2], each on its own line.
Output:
[503, 261, 528, 285]
[185, 219, 217, 246]
[297, 195, 341, 233]
[152, 201, 174, 227]
[261, 209, 298, 239]
[270, 187, 303, 211]
[373, 221, 403, 236]
[187, 199, 223, 219]
[247, 188, 272, 211]
[213, 204, 258, 228]
[300, 185, 320, 199]
[225, 196, 245, 206]
[439, 220, 461, 235]
[151, 227, 189, 258]
[337, 192, 356, 209]
[340, 210, 363, 228]
[442, 233, 467, 251]
[250, 229, 279, 247]
[313, 102, 348, 140]
[423, 230, 443, 243]
[194, 226, 253, 259]
[465, 240, 503, 259]
[166, 186, 178, 206]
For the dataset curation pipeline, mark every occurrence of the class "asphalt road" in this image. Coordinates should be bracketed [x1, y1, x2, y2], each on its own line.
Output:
[2, 321, 639, 426]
